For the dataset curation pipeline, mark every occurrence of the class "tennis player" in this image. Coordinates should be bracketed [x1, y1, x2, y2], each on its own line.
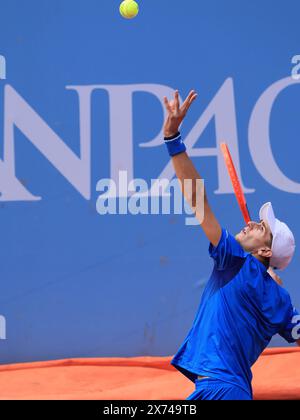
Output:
[163, 90, 300, 400]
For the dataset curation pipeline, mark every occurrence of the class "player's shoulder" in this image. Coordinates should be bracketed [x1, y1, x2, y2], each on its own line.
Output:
[209, 227, 248, 272]
[211, 227, 246, 256]
[223, 228, 248, 254]
[220, 227, 241, 245]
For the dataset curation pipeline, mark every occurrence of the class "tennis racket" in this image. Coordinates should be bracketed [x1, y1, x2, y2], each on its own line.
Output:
[220, 143, 251, 224]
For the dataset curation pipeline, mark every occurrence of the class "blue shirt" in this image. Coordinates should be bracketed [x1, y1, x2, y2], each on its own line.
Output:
[171, 228, 300, 397]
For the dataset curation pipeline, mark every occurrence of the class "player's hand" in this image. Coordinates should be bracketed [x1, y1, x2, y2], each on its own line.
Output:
[163, 90, 198, 138]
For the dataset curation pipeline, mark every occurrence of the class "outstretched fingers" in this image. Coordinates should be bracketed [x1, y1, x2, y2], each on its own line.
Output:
[164, 89, 197, 115]
[181, 90, 198, 113]
[163, 96, 173, 114]
[174, 90, 180, 112]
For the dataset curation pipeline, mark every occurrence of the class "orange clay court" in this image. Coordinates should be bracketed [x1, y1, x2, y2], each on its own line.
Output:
[0, 348, 299, 400]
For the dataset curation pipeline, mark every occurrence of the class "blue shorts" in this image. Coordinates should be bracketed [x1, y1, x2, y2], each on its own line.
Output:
[186, 378, 252, 401]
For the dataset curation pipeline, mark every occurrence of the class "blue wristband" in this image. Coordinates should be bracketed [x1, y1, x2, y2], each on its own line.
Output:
[164, 132, 186, 157]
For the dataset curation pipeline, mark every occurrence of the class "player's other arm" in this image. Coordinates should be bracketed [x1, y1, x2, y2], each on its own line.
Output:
[163, 90, 222, 246]
[279, 305, 300, 345]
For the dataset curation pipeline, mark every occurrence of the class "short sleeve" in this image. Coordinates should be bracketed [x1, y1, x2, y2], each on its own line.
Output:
[279, 306, 300, 343]
[209, 228, 246, 271]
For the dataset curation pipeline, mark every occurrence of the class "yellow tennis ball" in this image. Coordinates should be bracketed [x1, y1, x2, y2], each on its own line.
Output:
[119, 1, 139, 19]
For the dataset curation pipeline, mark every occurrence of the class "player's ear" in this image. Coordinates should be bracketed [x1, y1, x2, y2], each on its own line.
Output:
[258, 247, 272, 258]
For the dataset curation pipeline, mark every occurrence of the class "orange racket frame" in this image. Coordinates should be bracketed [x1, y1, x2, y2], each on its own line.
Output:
[220, 143, 251, 224]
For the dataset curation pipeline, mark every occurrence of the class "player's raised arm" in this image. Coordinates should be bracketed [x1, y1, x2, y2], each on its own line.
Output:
[163, 90, 222, 246]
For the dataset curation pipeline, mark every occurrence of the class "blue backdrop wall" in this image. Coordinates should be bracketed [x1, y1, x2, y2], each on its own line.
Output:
[0, 0, 300, 364]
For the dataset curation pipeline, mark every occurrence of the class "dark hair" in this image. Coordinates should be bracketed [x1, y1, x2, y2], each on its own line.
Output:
[263, 232, 273, 268]
[266, 231, 273, 248]
[269, 232, 273, 246]
[265, 257, 270, 268]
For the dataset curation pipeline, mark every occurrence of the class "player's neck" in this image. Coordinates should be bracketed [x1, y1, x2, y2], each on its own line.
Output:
[253, 254, 284, 285]
[252, 253, 269, 269]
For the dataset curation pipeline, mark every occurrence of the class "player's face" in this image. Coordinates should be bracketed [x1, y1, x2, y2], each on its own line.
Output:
[235, 220, 273, 252]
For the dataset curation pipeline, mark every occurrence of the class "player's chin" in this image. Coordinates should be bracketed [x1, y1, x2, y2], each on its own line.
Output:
[235, 232, 242, 242]
[235, 232, 243, 243]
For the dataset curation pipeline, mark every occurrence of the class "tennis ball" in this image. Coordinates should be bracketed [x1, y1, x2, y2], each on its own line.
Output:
[119, 1, 139, 19]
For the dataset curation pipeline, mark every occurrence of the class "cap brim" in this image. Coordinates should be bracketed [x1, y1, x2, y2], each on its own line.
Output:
[259, 202, 276, 236]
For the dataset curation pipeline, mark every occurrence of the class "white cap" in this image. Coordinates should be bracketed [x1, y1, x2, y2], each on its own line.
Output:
[259, 202, 295, 270]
